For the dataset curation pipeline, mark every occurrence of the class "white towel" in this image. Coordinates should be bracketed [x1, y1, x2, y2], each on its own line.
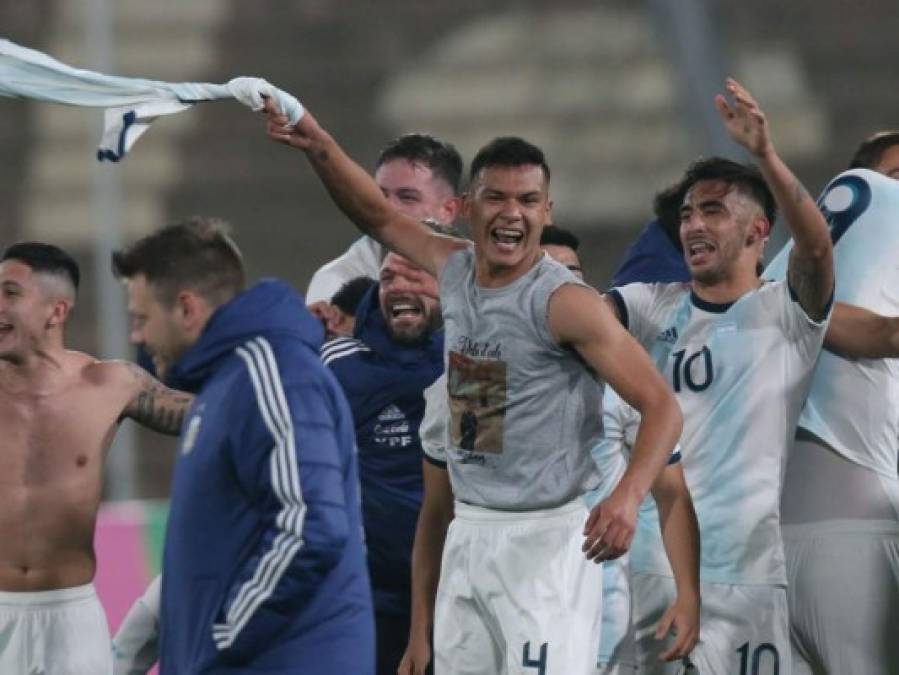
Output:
[0, 38, 303, 161]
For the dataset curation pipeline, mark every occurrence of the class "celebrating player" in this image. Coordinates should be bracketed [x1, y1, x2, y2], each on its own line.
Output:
[264, 99, 698, 672]
[0, 243, 192, 674]
[605, 79, 834, 673]
[772, 131, 899, 674]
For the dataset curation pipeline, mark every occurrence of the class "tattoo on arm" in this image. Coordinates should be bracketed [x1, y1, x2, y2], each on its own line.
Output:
[788, 248, 830, 322]
[123, 363, 194, 435]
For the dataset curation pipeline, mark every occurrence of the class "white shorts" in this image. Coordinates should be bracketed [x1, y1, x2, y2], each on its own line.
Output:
[0, 583, 113, 675]
[632, 573, 789, 675]
[434, 499, 603, 674]
[594, 664, 639, 675]
[785, 520, 899, 675]
[596, 555, 637, 672]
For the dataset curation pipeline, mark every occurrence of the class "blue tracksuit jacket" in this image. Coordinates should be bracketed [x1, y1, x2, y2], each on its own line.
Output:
[158, 279, 374, 674]
[320, 285, 443, 617]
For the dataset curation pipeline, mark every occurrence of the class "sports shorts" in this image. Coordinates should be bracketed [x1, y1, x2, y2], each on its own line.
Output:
[632, 573, 789, 675]
[434, 498, 603, 674]
[0, 583, 112, 674]
[785, 519, 899, 675]
[595, 554, 638, 673]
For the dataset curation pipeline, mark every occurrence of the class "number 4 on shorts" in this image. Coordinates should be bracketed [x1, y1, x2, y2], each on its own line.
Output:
[522, 641, 547, 674]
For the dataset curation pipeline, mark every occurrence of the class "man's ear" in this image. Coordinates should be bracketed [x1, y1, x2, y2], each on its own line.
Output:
[442, 195, 463, 224]
[46, 299, 72, 329]
[747, 216, 770, 246]
[174, 290, 209, 332]
[461, 192, 472, 220]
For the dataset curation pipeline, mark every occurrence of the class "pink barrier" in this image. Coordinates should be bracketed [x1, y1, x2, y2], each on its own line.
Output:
[95, 500, 168, 674]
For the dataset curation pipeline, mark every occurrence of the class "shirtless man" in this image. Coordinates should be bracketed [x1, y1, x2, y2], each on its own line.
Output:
[0, 242, 192, 675]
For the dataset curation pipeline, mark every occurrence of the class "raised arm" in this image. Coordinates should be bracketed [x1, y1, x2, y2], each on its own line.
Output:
[120, 362, 194, 435]
[549, 284, 683, 561]
[716, 78, 833, 320]
[264, 100, 466, 278]
[825, 302, 899, 358]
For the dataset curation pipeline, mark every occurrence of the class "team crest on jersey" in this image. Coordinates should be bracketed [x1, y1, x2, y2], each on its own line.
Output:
[181, 405, 204, 455]
[656, 326, 679, 344]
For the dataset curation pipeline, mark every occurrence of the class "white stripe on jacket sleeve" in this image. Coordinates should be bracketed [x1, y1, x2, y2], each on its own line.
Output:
[212, 337, 307, 650]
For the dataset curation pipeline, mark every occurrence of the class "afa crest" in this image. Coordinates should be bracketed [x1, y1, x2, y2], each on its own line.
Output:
[181, 405, 205, 455]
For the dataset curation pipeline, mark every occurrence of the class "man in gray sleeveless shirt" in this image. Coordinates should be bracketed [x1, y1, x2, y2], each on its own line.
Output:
[264, 102, 700, 673]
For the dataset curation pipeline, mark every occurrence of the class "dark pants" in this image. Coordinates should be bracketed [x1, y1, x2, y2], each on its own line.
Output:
[376, 611, 433, 675]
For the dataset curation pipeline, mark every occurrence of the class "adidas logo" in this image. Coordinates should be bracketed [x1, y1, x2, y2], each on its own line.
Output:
[656, 327, 678, 344]
[378, 404, 405, 422]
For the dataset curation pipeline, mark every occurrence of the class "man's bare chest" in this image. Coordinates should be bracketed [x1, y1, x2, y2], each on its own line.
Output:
[0, 387, 124, 484]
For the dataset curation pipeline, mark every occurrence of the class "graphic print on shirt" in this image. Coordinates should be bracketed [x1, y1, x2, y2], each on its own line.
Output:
[373, 403, 413, 448]
[447, 347, 507, 455]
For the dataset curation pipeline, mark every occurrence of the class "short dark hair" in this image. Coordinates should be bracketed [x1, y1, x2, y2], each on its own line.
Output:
[680, 157, 777, 225]
[540, 225, 579, 251]
[652, 181, 688, 252]
[330, 276, 376, 316]
[849, 131, 899, 170]
[469, 137, 550, 185]
[112, 217, 246, 307]
[1, 242, 80, 293]
[377, 133, 464, 194]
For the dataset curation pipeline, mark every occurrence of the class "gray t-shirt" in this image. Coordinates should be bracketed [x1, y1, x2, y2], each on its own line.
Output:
[440, 247, 603, 510]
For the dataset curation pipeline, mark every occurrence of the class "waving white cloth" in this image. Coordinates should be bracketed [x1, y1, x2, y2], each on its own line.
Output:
[0, 38, 303, 161]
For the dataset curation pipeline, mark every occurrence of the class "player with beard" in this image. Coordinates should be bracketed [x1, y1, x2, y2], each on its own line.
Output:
[605, 79, 835, 674]
[321, 239, 453, 675]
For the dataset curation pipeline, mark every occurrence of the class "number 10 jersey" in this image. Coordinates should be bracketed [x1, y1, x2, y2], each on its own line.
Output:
[608, 279, 829, 585]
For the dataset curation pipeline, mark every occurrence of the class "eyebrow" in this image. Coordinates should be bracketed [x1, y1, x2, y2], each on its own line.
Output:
[483, 188, 543, 199]
[681, 198, 724, 214]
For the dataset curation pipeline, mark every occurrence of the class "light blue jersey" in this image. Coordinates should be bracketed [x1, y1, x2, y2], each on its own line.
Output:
[610, 280, 829, 585]
[766, 168, 899, 480]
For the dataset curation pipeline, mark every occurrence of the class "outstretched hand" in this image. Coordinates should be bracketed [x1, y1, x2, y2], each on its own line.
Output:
[714, 77, 773, 159]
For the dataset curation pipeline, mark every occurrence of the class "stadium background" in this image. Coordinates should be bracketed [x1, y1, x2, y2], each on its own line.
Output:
[1, 0, 895, 637]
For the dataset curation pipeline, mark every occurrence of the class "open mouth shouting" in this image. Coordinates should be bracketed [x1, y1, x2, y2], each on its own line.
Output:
[386, 296, 424, 325]
[686, 239, 716, 266]
[490, 227, 525, 254]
